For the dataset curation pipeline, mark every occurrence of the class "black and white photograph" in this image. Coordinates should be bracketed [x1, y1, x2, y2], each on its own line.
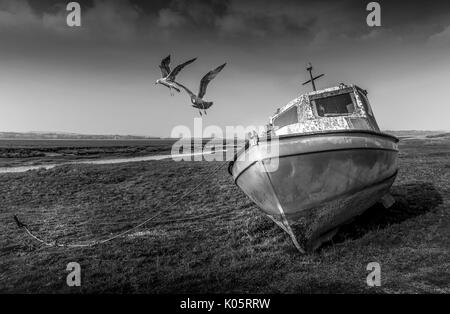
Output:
[0, 0, 449, 302]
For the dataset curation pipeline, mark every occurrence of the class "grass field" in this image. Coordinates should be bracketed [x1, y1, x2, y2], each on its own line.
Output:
[0, 134, 449, 293]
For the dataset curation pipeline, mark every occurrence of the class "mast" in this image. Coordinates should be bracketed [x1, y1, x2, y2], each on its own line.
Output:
[302, 62, 324, 91]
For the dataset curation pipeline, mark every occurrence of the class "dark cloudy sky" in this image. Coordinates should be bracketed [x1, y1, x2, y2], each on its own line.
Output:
[1, 0, 449, 136]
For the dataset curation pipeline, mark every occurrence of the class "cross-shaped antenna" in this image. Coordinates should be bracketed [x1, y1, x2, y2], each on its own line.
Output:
[302, 62, 324, 91]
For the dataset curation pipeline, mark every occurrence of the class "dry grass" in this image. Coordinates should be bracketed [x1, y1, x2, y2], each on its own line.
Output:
[0, 137, 449, 293]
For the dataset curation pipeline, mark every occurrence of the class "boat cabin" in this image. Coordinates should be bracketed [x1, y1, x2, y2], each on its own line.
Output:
[269, 84, 380, 136]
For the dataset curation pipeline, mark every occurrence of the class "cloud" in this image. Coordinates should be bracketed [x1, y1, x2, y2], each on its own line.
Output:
[214, 14, 246, 35]
[429, 25, 450, 45]
[169, 0, 229, 26]
[0, 0, 142, 41]
[2, 0, 450, 53]
[0, 0, 40, 27]
[82, 0, 141, 40]
[157, 8, 186, 28]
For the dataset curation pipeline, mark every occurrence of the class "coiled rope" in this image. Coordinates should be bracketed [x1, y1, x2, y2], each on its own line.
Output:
[14, 161, 228, 248]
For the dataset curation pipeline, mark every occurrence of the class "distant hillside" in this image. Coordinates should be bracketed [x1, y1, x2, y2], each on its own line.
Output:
[0, 132, 159, 140]
[425, 132, 450, 139]
[383, 130, 448, 138]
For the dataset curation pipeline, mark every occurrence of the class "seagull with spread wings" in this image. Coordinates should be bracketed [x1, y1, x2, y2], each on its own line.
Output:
[174, 63, 226, 116]
[155, 55, 197, 95]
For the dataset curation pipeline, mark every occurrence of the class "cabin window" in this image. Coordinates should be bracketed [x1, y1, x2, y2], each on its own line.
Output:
[272, 106, 298, 128]
[357, 91, 380, 131]
[357, 91, 373, 116]
[313, 93, 355, 117]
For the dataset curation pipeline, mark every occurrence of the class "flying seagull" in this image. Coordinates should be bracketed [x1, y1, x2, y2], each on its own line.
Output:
[174, 63, 226, 116]
[155, 55, 197, 95]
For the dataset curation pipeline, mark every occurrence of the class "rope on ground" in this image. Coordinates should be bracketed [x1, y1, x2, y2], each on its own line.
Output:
[14, 161, 229, 248]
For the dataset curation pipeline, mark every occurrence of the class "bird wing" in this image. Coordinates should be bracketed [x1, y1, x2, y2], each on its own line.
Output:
[201, 101, 213, 109]
[173, 81, 195, 98]
[198, 63, 226, 99]
[167, 57, 197, 81]
[159, 55, 171, 77]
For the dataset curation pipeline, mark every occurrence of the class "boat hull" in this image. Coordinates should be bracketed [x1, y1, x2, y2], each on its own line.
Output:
[229, 130, 399, 252]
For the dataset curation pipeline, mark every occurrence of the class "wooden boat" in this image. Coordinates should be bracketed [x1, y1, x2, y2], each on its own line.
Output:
[229, 79, 399, 252]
